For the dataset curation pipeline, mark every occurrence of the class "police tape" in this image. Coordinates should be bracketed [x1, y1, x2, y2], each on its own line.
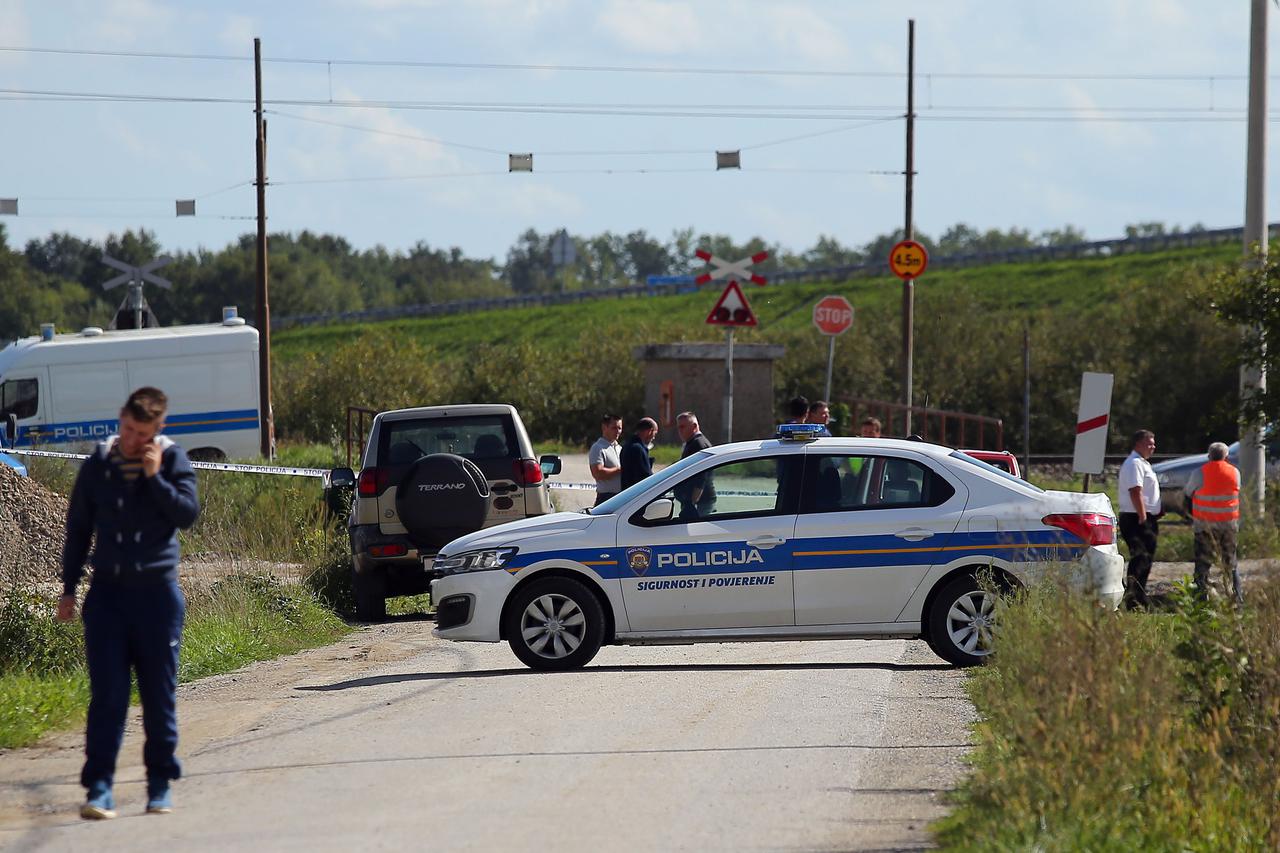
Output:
[6, 448, 328, 479]
[5, 451, 770, 495]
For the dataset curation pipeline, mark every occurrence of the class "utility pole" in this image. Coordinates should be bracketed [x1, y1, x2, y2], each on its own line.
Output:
[1241, 0, 1267, 511]
[902, 19, 916, 435]
[254, 37, 275, 459]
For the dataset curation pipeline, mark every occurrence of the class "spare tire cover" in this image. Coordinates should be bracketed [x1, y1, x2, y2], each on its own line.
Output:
[395, 453, 490, 551]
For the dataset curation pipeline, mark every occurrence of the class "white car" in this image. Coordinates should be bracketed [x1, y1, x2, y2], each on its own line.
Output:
[431, 426, 1125, 670]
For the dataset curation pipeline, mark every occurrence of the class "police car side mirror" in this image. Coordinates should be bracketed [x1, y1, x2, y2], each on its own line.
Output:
[641, 498, 675, 523]
[540, 455, 562, 477]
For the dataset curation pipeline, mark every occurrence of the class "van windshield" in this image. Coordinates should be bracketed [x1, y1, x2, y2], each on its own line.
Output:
[0, 377, 38, 422]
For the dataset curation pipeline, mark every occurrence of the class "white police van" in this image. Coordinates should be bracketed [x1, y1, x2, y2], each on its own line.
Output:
[0, 313, 260, 461]
[431, 425, 1125, 670]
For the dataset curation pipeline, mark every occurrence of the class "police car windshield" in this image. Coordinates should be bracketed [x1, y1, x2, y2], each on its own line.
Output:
[948, 451, 1043, 493]
[590, 450, 712, 514]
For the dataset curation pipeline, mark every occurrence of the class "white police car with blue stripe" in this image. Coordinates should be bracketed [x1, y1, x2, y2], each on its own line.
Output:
[430, 425, 1125, 670]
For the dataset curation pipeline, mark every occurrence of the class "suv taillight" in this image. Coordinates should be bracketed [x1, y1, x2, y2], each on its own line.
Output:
[357, 467, 391, 496]
[1042, 513, 1116, 546]
[513, 458, 542, 486]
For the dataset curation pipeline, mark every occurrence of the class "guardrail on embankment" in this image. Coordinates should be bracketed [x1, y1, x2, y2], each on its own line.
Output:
[273, 224, 1279, 330]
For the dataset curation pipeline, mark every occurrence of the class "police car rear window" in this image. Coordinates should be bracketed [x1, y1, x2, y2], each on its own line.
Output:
[949, 450, 1043, 492]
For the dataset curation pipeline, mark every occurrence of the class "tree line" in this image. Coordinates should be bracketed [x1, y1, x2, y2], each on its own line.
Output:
[1, 220, 1202, 344]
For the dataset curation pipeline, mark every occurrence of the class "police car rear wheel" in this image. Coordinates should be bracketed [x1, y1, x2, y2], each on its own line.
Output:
[927, 575, 997, 667]
[504, 577, 604, 671]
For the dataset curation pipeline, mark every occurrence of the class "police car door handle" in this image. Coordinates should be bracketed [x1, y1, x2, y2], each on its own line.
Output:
[894, 528, 934, 541]
[747, 535, 785, 549]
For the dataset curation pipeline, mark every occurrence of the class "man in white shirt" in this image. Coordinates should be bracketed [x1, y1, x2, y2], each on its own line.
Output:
[588, 414, 623, 507]
[1117, 429, 1161, 609]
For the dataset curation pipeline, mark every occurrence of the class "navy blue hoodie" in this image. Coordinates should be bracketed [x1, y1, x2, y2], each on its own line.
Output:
[61, 435, 201, 595]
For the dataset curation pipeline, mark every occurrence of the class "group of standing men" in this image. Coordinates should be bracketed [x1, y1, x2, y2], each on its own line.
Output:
[588, 402, 885, 509]
[588, 411, 711, 507]
[1118, 428, 1242, 607]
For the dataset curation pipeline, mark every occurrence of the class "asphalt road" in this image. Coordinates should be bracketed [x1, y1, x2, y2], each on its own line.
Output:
[0, 626, 973, 852]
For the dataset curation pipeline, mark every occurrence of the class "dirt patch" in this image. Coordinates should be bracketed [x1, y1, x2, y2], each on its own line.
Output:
[0, 465, 68, 593]
[1148, 558, 1278, 601]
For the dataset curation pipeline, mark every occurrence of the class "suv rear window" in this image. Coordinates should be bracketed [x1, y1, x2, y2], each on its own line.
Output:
[380, 415, 518, 468]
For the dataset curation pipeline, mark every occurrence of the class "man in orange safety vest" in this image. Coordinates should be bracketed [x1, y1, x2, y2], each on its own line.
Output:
[1183, 441, 1242, 604]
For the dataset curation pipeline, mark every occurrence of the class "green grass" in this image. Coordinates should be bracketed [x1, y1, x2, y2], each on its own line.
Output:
[935, 573, 1280, 850]
[0, 576, 349, 749]
[0, 671, 91, 749]
[274, 245, 1237, 360]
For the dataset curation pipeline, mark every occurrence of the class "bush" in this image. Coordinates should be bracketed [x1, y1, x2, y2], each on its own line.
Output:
[303, 536, 356, 617]
[937, 572, 1280, 850]
[0, 588, 83, 674]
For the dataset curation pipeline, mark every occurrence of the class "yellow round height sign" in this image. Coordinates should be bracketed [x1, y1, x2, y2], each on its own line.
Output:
[888, 240, 929, 280]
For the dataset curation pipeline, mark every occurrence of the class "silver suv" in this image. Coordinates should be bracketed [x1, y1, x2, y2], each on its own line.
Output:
[344, 404, 560, 620]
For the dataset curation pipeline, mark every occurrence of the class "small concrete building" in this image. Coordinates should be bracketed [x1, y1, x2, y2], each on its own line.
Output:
[632, 343, 786, 446]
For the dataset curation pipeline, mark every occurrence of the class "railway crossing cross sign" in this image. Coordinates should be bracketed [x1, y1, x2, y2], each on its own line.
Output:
[101, 254, 173, 330]
[694, 249, 770, 286]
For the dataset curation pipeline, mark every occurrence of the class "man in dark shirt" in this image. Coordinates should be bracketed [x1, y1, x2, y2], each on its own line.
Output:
[57, 387, 200, 820]
[620, 417, 659, 491]
[675, 411, 715, 518]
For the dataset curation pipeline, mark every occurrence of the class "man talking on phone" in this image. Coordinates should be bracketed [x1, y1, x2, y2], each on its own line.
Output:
[57, 387, 200, 820]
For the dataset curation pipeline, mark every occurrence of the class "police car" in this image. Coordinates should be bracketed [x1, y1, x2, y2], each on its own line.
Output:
[430, 425, 1125, 670]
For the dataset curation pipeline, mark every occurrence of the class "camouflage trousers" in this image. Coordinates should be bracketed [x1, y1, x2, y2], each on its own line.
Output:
[1193, 525, 1241, 604]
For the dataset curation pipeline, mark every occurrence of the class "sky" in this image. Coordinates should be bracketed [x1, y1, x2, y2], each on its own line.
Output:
[0, 0, 1274, 263]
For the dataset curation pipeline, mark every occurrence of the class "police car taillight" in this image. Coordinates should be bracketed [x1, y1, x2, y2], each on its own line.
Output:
[1042, 513, 1116, 546]
[357, 467, 391, 496]
[513, 458, 543, 486]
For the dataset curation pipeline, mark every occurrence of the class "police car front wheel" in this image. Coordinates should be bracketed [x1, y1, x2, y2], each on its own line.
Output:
[503, 577, 605, 671]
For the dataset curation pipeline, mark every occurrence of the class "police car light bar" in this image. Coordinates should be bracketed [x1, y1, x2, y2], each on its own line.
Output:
[776, 423, 825, 441]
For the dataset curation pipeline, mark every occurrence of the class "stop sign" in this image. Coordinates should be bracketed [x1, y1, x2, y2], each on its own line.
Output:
[812, 295, 854, 336]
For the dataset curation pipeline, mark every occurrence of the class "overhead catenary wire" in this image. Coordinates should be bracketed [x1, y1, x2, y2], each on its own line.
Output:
[0, 45, 1264, 82]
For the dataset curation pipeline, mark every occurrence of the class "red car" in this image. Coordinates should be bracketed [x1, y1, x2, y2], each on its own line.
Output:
[960, 449, 1021, 478]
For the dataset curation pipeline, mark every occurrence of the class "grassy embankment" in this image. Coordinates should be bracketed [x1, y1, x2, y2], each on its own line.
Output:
[0, 449, 352, 749]
[273, 243, 1236, 360]
[268, 241, 1244, 457]
[935, 572, 1280, 850]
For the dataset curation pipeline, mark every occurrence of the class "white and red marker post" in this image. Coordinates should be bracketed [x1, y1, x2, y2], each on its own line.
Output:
[1072, 371, 1114, 492]
[698, 249, 769, 442]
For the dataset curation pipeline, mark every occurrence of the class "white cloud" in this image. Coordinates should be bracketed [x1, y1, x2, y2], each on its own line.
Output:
[0, 0, 30, 62]
[1060, 83, 1152, 149]
[89, 0, 177, 46]
[595, 0, 703, 54]
[757, 6, 851, 67]
[219, 15, 258, 52]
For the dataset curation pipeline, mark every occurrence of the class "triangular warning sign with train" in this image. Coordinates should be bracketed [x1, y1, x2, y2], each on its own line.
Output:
[705, 280, 758, 327]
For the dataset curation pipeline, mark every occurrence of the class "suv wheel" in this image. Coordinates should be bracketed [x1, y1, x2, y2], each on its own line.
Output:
[926, 574, 998, 667]
[503, 577, 605, 671]
[353, 570, 387, 622]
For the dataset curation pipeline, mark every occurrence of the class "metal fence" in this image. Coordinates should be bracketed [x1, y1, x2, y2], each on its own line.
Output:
[840, 396, 1004, 450]
[273, 223, 1278, 330]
